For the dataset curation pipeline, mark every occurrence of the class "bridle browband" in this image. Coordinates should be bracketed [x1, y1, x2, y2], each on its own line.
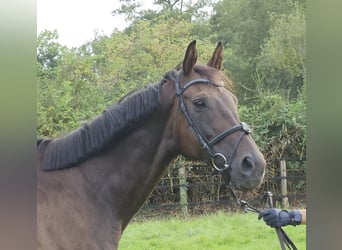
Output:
[175, 74, 251, 176]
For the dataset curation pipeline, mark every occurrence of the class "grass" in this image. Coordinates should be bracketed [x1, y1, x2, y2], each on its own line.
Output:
[119, 211, 306, 250]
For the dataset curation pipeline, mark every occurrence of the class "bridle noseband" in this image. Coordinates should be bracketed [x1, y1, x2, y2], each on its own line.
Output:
[175, 74, 251, 176]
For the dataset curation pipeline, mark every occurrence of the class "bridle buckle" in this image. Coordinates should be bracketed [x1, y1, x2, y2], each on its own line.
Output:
[241, 122, 251, 133]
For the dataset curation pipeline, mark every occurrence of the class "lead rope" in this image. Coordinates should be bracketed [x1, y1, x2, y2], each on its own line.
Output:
[227, 186, 297, 250]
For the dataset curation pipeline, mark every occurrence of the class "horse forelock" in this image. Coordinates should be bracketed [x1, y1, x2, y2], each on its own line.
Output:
[194, 64, 233, 90]
[39, 83, 161, 171]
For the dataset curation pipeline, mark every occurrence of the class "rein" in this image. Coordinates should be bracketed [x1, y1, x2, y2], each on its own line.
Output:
[226, 179, 298, 250]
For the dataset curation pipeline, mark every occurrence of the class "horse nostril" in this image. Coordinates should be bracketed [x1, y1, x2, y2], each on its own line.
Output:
[241, 156, 255, 175]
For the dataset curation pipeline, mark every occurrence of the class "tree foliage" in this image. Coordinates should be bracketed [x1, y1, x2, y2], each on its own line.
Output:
[255, 3, 306, 99]
[210, 0, 305, 102]
[37, 13, 217, 137]
[37, 30, 108, 136]
[113, 0, 216, 22]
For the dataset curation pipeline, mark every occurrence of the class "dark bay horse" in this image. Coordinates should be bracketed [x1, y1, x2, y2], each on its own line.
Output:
[37, 41, 266, 250]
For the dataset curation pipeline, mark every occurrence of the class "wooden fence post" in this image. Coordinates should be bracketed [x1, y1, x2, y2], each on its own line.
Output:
[280, 160, 289, 209]
[179, 165, 188, 217]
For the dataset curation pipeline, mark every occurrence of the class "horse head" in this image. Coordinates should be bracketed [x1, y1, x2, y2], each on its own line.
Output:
[161, 41, 266, 191]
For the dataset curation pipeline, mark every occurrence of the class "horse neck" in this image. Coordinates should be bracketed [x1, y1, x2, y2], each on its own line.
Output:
[78, 106, 178, 225]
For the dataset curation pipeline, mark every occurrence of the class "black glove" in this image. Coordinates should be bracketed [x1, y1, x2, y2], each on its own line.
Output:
[258, 208, 302, 228]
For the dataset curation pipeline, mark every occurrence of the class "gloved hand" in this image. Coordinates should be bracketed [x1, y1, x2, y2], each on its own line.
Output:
[258, 208, 302, 228]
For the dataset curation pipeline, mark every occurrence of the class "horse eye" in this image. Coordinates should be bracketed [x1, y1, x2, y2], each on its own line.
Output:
[193, 99, 207, 109]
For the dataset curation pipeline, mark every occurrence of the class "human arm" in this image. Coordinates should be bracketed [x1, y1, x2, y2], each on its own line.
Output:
[299, 209, 306, 224]
[258, 208, 306, 228]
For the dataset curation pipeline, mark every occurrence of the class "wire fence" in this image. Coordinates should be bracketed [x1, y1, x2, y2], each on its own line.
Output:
[133, 159, 306, 220]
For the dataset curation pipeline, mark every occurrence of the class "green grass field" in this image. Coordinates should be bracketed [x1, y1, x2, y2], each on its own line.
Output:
[120, 211, 306, 250]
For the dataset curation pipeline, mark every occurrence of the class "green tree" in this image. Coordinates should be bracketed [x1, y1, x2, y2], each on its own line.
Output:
[90, 13, 217, 93]
[210, 0, 304, 102]
[255, 3, 306, 99]
[37, 30, 68, 80]
[113, 0, 216, 22]
[37, 30, 63, 69]
[37, 31, 108, 137]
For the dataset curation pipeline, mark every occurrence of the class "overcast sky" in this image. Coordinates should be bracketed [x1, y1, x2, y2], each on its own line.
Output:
[37, 1, 214, 48]
[37, 0, 130, 48]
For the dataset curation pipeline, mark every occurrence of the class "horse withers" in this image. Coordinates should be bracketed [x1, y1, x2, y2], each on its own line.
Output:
[37, 41, 266, 249]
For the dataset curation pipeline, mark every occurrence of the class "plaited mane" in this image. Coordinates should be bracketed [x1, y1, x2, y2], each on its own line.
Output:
[38, 83, 161, 170]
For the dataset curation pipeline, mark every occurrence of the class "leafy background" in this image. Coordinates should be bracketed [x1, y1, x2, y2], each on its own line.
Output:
[37, 0, 306, 206]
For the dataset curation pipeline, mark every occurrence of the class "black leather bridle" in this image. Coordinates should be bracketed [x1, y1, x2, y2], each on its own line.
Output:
[175, 74, 251, 176]
[175, 74, 297, 250]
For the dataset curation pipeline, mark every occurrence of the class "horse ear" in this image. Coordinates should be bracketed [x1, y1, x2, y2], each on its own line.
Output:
[207, 42, 223, 70]
[183, 40, 198, 75]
